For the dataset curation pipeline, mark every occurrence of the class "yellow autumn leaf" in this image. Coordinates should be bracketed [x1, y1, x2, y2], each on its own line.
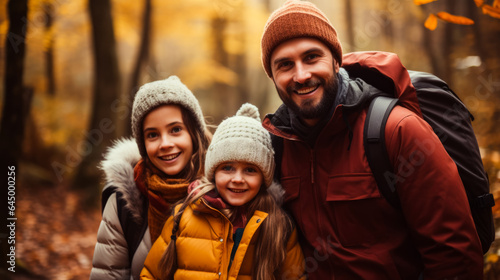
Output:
[482, 4, 500, 19]
[424, 13, 438, 30]
[436, 12, 474, 25]
[414, 0, 437, 5]
[474, 0, 485, 7]
[487, 253, 499, 263]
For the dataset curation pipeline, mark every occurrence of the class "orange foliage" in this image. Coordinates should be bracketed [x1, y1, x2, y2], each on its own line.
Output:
[413, 0, 437, 5]
[474, 0, 485, 7]
[436, 12, 474, 25]
[424, 14, 438, 30]
[418, 0, 499, 30]
[482, 4, 500, 19]
[423, 11, 475, 30]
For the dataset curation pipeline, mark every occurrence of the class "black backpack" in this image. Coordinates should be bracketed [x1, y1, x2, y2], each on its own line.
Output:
[363, 70, 495, 254]
[101, 186, 148, 263]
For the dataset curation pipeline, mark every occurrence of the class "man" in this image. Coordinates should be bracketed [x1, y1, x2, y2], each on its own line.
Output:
[260, 1, 483, 279]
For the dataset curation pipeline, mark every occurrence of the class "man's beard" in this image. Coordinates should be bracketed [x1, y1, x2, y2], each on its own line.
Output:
[278, 74, 339, 121]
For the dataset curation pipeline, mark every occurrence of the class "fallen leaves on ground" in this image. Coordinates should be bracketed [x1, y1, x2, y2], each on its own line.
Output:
[16, 183, 101, 280]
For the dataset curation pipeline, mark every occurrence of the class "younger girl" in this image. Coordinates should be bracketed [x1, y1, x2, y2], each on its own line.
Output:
[141, 103, 306, 280]
[90, 76, 211, 280]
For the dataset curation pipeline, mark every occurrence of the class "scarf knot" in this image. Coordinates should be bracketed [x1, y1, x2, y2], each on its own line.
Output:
[134, 159, 189, 241]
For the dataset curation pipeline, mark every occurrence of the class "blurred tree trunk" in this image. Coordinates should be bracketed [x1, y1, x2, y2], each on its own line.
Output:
[233, 6, 248, 107]
[422, 0, 453, 83]
[422, 26, 440, 75]
[125, 0, 152, 136]
[212, 16, 233, 122]
[263, 0, 270, 10]
[235, 53, 249, 105]
[44, 1, 56, 96]
[421, 2, 451, 82]
[72, 0, 120, 195]
[253, 0, 271, 112]
[381, 2, 393, 51]
[467, 0, 488, 62]
[440, 0, 454, 84]
[344, 0, 355, 53]
[467, 1, 500, 152]
[0, 0, 30, 274]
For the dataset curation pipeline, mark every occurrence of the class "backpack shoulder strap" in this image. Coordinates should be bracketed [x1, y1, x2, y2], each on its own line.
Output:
[101, 185, 149, 264]
[101, 185, 117, 213]
[364, 96, 400, 209]
[115, 191, 149, 264]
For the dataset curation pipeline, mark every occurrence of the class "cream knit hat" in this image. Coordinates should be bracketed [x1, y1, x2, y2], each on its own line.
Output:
[261, 0, 342, 78]
[205, 103, 275, 187]
[131, 75, 206, 159]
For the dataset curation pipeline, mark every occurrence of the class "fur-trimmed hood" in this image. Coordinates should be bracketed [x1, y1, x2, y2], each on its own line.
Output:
[100, 137, 145, 222]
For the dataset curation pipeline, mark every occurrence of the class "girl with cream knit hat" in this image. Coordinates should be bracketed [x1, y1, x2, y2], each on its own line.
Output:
[140, 103, 306, 280]
[90, 76, 211, 280]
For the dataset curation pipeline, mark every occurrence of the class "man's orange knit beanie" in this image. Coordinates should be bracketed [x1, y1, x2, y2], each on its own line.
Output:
[261, 0, 342, 78]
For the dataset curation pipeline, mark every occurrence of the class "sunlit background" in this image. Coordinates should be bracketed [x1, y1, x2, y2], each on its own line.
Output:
[1, 0, 499, 279]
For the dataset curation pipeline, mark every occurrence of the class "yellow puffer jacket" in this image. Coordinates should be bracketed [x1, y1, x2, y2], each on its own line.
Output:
[141, 198, 306, 280]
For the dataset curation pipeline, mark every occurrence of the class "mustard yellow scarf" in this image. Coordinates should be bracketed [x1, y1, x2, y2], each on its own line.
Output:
[134, 159, 189, 242]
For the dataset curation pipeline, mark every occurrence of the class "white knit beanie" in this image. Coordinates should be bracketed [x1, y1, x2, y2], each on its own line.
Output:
[131, 75, 206, 159]
[205, 103, 275, 187]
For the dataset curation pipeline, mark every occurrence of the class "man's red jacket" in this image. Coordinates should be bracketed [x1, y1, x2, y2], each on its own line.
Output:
[263, 52, 483, 280]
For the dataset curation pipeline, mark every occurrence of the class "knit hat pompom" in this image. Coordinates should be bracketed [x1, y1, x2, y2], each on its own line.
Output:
[236, 103, 260, 121]
[205, 103, 275, 187]
[131, 75, 206, 159]
[261, 0, 342, 78]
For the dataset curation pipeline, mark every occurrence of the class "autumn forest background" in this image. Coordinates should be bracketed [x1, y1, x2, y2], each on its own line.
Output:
[1, 0, 500, 279]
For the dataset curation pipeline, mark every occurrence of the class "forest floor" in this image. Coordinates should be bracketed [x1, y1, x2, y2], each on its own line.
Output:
[11, 180, 100, 280]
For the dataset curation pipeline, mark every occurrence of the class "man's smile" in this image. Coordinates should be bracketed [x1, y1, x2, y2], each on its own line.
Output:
[295, 84, 320, 95]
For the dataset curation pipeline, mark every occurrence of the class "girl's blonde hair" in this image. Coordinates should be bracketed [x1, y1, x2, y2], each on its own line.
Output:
[158, 177, 293, 280]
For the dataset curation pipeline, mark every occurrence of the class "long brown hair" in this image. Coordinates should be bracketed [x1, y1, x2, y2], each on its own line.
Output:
[178, 107, 212, 182]
[158, 176, 294, 280]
